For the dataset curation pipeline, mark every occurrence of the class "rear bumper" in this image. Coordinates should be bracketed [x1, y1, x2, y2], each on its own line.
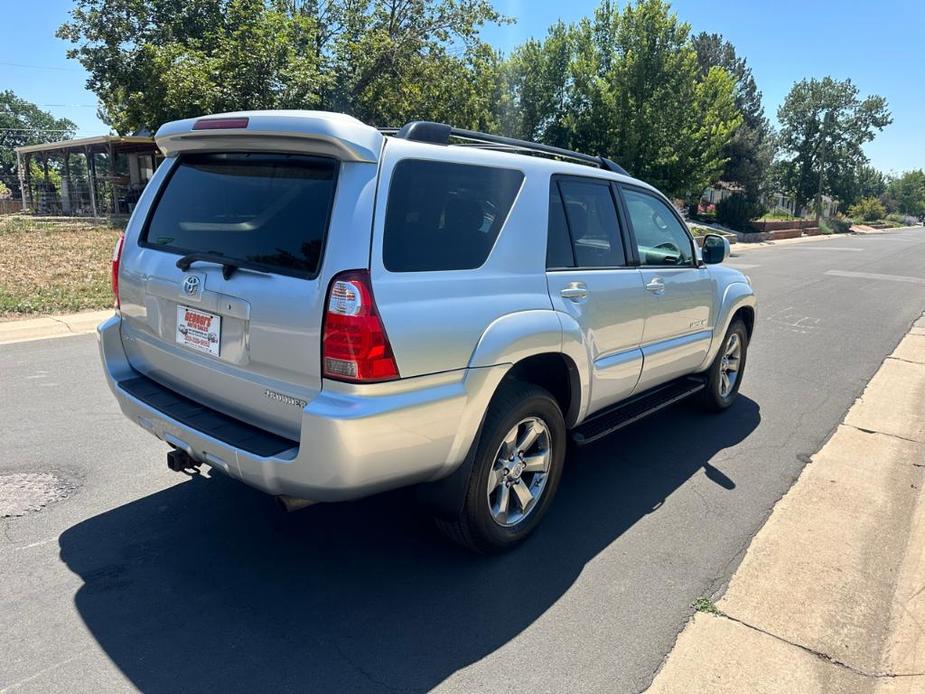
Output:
[98, 315, 506, 501]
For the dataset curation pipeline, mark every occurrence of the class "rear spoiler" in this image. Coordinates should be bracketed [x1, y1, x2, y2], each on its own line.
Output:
[155, 110, 384, 162]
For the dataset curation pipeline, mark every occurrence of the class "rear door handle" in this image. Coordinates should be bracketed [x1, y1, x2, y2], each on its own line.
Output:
[560, 282, 589, 301]
[645, 277, 665, 294]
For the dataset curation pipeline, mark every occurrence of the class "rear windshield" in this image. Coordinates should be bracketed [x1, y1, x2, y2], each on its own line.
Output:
[383, 160, 524, 272]
[143, 153, 337, 277]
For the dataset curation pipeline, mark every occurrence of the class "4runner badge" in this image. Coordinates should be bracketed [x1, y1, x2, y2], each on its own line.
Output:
[265, 389, 307, 409]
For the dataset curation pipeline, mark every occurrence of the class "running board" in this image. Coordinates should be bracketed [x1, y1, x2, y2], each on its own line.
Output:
[571, 376, 707, 446]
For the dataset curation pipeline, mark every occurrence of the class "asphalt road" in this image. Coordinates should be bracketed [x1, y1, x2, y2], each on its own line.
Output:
[2, 228, 925, 694]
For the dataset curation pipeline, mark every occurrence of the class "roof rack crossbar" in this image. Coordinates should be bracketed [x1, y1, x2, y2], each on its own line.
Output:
[386, 121, 629, 176]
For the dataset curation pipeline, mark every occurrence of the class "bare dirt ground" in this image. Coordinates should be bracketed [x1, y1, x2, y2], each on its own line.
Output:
[0, 215, 121, 318]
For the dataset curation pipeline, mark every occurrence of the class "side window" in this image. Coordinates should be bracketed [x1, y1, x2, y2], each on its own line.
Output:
[546, 184, 575, 268]
[623, 188, 694, 266]
[383, 160, 524, 272]
[558, 179, 626, 267]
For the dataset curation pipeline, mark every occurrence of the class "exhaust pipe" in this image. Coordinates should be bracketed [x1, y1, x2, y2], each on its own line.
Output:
[275, 495, 317, 513]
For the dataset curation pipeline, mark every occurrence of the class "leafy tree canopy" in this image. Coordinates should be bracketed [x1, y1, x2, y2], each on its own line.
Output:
[692, 32, 774, 207]
[497, 0, 741, 199]
[0, 91, 77, 196]
[58, 0, 508, 133]
[884, 169, 925, 216]
[828, 163, 886, 209]
[777, 76, 891, 215]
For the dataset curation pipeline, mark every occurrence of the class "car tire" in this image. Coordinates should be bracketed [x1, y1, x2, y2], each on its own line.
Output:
[700, 318, 749, 412]
[435, 381, 566, 553]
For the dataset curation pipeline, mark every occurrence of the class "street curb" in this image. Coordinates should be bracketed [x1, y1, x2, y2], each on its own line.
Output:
[731, 224, 922, 253]
[648, 312, 925, 693]
[0, 310, 113, 346]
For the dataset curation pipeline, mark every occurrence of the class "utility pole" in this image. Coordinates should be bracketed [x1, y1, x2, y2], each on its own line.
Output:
[815, 110, 834, 224]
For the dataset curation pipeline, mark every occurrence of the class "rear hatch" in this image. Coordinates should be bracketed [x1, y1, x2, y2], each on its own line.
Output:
[118, 112, 382, 440]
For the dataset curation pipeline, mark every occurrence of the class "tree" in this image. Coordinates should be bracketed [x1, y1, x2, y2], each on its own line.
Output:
[828, 163, 886, 210]
[692, 32, 774, 209]
[884, 170, 925, 216]
[58, 0, 508, 134]
[495, 22, 573, 146]
[0, 91, 77, 198]
[498, 0, 741, 199]
[777, 77, 891, 219]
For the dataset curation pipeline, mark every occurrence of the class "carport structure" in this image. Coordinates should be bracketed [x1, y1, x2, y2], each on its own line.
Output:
[15, 135, 161, 217]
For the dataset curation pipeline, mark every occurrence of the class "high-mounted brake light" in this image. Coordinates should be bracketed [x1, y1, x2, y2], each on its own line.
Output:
[111, 232, 125, 310]
[322, 270, 399, 382]
[192, 117, 249, 130]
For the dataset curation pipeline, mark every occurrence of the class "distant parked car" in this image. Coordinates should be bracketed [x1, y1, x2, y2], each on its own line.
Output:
[99, 110, 756, 551]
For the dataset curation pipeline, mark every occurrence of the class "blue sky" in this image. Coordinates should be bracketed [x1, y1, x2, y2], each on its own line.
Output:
[2, 0, 923, 173]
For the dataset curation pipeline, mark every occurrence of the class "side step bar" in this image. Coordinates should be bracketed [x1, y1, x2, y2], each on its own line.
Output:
[571, 376, 707, 446]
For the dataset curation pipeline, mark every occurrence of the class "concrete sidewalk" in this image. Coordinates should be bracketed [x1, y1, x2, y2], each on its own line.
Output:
[0, 309, 112, 345]
[649, 313, 925, 693]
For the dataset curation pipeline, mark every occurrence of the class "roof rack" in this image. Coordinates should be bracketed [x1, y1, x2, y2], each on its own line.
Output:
[384, 120, 630, 177]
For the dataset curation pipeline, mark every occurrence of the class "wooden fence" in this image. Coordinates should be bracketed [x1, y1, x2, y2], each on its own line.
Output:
[0, 199, 22, 215]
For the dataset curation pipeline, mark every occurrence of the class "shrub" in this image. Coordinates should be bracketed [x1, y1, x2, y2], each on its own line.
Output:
[885, 212, 917, 226]
[821, 216, 851, 234]
[848, 196, 886, 222]
[716, 193, 766, 231]
[0, 181, 10, 200]
[758, 210, 798, 221]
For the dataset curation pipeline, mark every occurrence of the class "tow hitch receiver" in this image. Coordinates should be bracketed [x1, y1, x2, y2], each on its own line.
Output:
[167, 449, 199, 473]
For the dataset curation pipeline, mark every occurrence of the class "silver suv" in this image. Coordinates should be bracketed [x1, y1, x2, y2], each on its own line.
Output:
[99, 111, 756, 552]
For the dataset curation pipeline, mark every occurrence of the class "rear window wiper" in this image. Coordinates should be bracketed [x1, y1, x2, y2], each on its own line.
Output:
[176, 252, 239, 280]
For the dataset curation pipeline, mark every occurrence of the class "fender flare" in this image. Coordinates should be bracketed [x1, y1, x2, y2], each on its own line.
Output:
[702, 282, 756, 369]
[467, 309, 592, 425]
[467, 309, 563, 368]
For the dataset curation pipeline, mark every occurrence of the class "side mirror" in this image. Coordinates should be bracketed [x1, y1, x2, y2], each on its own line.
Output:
[702, 234, 731, 264]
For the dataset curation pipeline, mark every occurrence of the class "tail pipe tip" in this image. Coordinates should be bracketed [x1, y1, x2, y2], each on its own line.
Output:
[275, 495, 317, 513]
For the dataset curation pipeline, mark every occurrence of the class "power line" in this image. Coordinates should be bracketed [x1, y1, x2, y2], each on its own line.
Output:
[0, 60, 84, 72]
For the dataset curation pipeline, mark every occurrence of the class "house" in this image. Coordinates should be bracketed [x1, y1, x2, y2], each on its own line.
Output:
[702, 182, 839, 218]
[765, 191, 838, 218]
[701, 180, 744, 205]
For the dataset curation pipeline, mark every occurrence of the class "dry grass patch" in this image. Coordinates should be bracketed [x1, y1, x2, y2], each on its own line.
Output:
[0, 215, 123, 319]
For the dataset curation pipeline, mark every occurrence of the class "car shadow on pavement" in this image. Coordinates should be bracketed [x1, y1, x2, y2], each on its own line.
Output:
[59, 396, 760, 693]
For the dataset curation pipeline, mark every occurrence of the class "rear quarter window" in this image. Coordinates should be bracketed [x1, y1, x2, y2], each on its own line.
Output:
[142, 152, 337, 277]
[383, 160, 524, 272]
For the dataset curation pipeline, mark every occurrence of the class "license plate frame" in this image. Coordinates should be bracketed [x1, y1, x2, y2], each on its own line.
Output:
[176, 305, 221, 357]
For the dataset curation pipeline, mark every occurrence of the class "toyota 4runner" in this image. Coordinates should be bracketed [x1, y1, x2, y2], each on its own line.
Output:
[98, 111, 756, 552]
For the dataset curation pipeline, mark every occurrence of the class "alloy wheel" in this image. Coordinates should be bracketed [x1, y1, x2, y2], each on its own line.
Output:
[486, 417, 551, 527]
[719, 332, 742, 398]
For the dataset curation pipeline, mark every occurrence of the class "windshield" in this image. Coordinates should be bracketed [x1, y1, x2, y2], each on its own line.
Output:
[143, 153, 338, 277]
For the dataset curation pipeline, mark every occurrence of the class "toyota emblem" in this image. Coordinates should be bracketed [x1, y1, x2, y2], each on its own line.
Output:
[183, 275, 201, 296]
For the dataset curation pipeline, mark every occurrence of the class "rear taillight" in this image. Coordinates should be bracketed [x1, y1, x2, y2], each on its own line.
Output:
[111, 232, 125, 310]
[322, 270, 399, 383]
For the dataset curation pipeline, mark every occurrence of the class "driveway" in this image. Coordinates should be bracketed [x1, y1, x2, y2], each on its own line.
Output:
[2, 228, 924, 693]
